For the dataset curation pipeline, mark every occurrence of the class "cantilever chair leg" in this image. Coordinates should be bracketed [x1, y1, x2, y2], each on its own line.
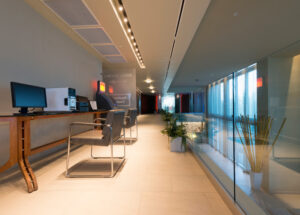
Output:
[136, 118, 138, 140]
[123, 127, 126, 157]
[130, 127, 132, 144]
[66, 132, 71, 177]
[110, 143, 114, 177]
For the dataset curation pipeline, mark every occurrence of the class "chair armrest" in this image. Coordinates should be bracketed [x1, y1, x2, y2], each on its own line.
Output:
[94, 118, 107, 122]
[70, 122, 104, 127]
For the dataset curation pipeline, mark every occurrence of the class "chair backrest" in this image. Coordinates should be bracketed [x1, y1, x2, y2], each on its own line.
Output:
[125, 108, 138, 128]
[102, 109, 125, 143]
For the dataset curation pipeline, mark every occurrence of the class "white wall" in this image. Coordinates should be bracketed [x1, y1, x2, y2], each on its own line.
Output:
[267, 55, 300, 193]
[0, 0, 102, 166]
[103, 68, 136, 109]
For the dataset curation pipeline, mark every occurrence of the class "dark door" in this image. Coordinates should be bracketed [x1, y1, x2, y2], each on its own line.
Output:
[141, 94, 156, 114]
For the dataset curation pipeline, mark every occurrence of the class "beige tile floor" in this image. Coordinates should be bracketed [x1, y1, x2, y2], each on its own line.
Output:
[0, 114, 232, 215]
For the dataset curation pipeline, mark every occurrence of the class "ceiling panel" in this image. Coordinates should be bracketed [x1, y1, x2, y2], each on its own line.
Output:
[105, 56, 127, 63]
[94, 45, 120, 55]
[44, 0, 99, 26]
[75, 28, 112, 44]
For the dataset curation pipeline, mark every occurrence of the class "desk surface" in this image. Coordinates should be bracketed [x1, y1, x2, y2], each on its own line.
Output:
[0, 110, 107, 119]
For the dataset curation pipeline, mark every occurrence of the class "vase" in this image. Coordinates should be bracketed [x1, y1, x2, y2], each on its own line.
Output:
[250, 171, 263, 190]
[170, 137, 185, 152]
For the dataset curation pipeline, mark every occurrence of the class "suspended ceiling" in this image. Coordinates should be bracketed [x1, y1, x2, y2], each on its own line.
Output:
[25, 0, 210, 93]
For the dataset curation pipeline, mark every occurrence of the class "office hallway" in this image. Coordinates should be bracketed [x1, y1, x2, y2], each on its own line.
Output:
[0, 114, 232, 215]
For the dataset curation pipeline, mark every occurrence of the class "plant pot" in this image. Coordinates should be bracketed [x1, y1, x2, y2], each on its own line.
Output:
[250, 171, 263, 190]
[170, 137, 185, 152]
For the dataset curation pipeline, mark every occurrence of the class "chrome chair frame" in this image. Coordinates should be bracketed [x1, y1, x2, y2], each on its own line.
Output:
[125, 115, 138, 144]
[66, 121, 126, 178]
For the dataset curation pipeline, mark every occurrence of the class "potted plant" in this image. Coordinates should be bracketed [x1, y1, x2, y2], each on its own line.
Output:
[236, 115, 286, 190]
[160, 110, 173, 123]
[161, 117, 188, 152]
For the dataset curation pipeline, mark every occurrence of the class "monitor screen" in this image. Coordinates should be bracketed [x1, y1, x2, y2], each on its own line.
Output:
[11, 82, 47, 108]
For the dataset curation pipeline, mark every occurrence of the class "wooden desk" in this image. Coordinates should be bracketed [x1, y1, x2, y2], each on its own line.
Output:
[0, 111, 106, 193]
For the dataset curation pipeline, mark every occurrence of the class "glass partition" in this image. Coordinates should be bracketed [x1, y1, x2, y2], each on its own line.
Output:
[180, 46, 300, 215]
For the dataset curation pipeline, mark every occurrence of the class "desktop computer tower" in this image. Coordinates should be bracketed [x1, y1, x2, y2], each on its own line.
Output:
[45, 88, 76, 112]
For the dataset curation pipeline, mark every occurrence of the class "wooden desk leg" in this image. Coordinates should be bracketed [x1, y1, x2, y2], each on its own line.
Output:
[18, 158, 34, 193]
[18, 120, 38, 192]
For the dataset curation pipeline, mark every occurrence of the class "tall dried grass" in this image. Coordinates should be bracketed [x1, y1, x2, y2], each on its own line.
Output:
[236, 116, 286, 173]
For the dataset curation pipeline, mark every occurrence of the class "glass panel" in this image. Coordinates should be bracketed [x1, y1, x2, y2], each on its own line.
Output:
[161, 93, 175, 113]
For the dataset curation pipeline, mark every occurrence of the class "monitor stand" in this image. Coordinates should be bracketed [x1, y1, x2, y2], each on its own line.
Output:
[19, 107, 28, 114]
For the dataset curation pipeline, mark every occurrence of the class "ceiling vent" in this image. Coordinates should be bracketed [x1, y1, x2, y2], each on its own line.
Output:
[94, 45, 120, 55]
[75, 28, 111, 44]
[44, 0, 98, 26]
[105, 56, 126, 63]
[43, 0, 127, 64]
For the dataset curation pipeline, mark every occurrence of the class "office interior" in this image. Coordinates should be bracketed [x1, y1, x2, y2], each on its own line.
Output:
[0, 0, 300, 215]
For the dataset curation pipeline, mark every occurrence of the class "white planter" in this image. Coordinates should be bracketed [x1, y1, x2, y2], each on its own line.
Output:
[250, 172, 263, 190]
[170, 137, 185, 152]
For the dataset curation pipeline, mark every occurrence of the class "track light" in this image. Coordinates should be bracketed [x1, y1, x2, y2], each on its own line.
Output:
[109, 0, 145, 69]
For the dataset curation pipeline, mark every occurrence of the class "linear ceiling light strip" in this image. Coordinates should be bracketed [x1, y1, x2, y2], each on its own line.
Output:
[109, 0, 145, 69]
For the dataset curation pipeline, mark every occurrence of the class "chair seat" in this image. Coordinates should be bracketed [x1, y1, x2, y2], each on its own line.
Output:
[71, 130, 106, 145]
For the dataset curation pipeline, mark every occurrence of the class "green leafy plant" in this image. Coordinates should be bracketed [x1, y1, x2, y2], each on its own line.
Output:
[160, 110, 173, 122]
[161, 117, 188, 148]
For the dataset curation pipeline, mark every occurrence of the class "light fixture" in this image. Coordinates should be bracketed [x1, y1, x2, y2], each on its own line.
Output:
[110, 0, 145, 69]
[133, 42, 136, 46]
[149, 85, 154, 90]
[145, 78, 153, 84]
[135, 48, 138, 51]
[151, 90, 155, 94]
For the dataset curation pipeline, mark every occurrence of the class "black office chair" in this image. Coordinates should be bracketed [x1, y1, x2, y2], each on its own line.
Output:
[66, 109, 126, 178]
[124, 108, 138, 144]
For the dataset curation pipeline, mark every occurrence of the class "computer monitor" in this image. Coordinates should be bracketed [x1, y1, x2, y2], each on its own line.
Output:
[11, 82, 47, 114]
[95, 92, 116, 110]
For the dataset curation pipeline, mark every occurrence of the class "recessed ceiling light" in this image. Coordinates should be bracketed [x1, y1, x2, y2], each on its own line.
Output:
[124, 18, 128, 23]
[149, 85, 154, 90]
[133, 42, 136, 46]
[127, 28, 131, 33]
[135, 48, 138, 51]
[145, 78, 153, 84]
[131, 36, 134, 40]
[118, 6, 123, 11]
[151, 90, 155, 93]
